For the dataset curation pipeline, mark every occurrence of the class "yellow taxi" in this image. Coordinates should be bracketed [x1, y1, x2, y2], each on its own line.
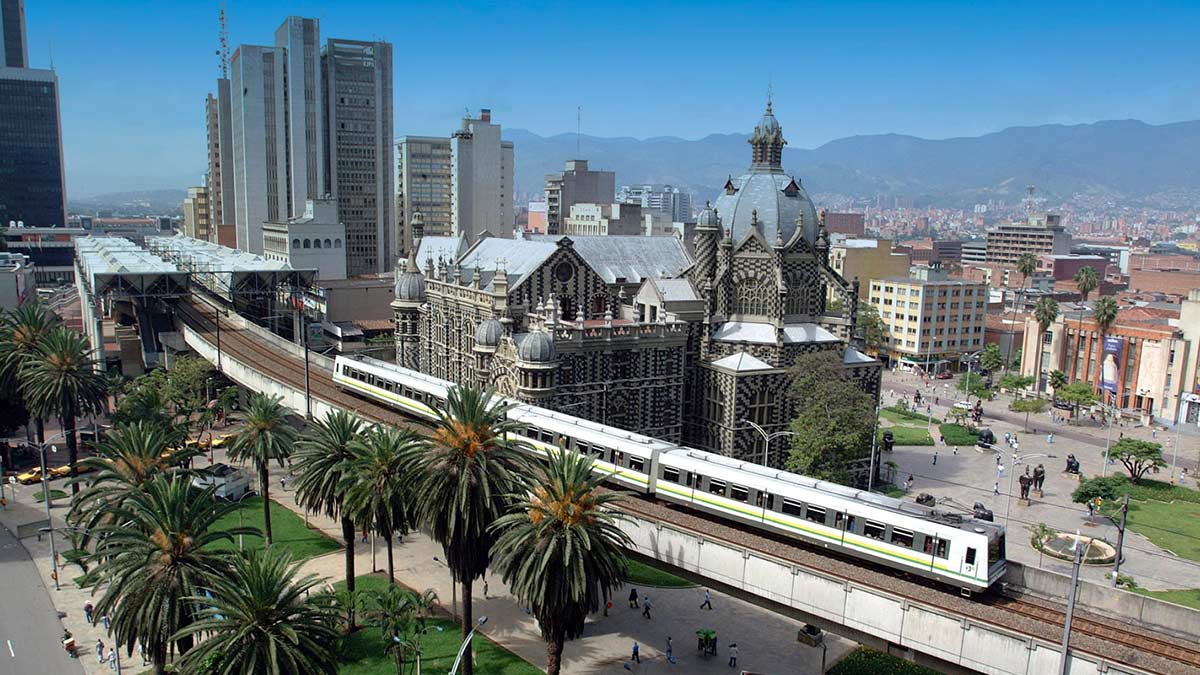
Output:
[16, 467, 44, 485]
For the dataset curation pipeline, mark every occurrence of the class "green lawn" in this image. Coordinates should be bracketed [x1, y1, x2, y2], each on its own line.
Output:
[1122, 498, 1200, 563]
[880, 407, 941, 426]
[626, 557, 696, 588]
[878, 426, 935, 446]
[938, 423, 978, 446]
[33, 489, 67, 502]
[335, 574, 540, 675]
[830, 647, 939, 675]
[210, 496, 340, 561]
[1134, 587, 1200, 610]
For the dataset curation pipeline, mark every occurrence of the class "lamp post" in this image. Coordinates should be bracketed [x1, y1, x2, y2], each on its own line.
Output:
[224, 490, 255, 552]
[1100, 391, 1116, 476]
[1058, 534, 1094, 675]
[448, 617, 488, 675]
[737, 419, 797, 467]
[433, 556, 458, 623]
[33, 431, 66, 591]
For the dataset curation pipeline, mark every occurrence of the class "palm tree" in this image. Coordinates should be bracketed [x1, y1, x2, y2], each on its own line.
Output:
[343, 425, 420, 584]
[86, 476, 252, 675]
[228, 393, 297, 545]
[1092, 296, 1120, 399]
[1049, 369, 1067, 398]
[1070, 266, 1100, 378]
[1006, 252, 1040, 372]
[491, 449, 632, 675]
[408, 385, 532, 675]
[1033, 296, 1059, 395]
[20, 327, 106, 494]
[293, 409, 365, 626]
[365, 585, 438, 675]
[0, 303, 60, 443]
[173, 548, 341, 675]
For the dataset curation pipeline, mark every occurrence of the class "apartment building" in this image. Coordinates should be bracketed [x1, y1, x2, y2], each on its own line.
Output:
[450, 108, 514, 242]
[986, 213, 1071, 265]
[868, 266, 988, 368]
[828, 238, 911, 299]
[544, 159, 615, 234]
[396, 135, 452, 253]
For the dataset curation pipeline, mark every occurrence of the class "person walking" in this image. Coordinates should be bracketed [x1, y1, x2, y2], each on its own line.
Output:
[279, 475, 287, 492]
[932, 450, 938, 466]
[642, 595, 653, 619]
[96, 639, 104, 664]
[953, 446, 958, 456]
[628, 587, 639, 609]
[700, 589, 713, 610]
[666, 636, 674, 662]
[993, 482, 1000, 496]
[102, 613, 111, 631]
[729, 643, 739, 668]
[107, 650, 117, 672]
[631, 641, 641, 664]
[84, 602, 94, 624]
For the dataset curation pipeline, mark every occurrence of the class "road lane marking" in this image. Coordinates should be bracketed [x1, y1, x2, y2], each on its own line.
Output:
[7, 639, 13, 657]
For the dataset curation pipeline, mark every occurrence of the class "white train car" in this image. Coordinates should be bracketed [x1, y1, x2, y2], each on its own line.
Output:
[333, 355, 1006, 592]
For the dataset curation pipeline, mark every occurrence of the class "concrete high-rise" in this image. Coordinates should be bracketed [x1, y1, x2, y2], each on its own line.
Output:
[182, 186, 211, 240]
[229, 44, 279, 254]
[323, 38, 393, 275]
[205, 83, 234, 242]
[1, 0, 28, 67]
[451, 109, 513, 242]
[544, 159, 614, 234]
[274, 16, 324, 220]
[396, 136, 452, 254]
[0, 0, 66, 229]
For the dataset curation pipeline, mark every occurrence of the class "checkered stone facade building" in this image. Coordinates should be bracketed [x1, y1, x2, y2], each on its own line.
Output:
[392, 101, 881, 468]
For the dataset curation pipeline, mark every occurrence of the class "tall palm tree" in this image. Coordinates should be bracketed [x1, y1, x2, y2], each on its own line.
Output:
[1033, 296, 1059, 395]
[0, 303, 60, 443]
[491, 449, 632, 675]
[228, 393, 297, 545]
[1006, 252, 1040, 372]
[1069, 266, 1100, 379]
[173, 548, 341, 675]
[86, 476, 252, 675]
[1092, 296, 1120, 399]
[293, 409, 365, 626]
[20, 327, 106, 494]
[408, 385, 532, 675]
[343, 425, 420, 584]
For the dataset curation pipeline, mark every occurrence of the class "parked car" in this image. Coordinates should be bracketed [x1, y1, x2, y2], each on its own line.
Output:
[192, 463, 251, 501]
[936, 371, 953, 380]
[16, 467, 44, 484]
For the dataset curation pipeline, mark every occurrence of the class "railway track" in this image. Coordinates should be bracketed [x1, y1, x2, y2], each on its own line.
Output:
[175, 296, 1200, 675]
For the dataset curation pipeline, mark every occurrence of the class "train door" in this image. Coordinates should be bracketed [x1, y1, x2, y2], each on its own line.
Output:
[963, 546, 977, 578]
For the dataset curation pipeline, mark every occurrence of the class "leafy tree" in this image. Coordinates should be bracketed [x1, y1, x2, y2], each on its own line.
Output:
[228, 393, 297, 545]
[1049, 369, 1068, 394]
[293, 409, 365, 627]
[1056, 382, 1097, 421]
[343, 425, 420, 585]
[1000, 374, 1034, 392]
[0, 303, 60, 443]
[173, 548, 341, 675]
[365, 585, 438, 675]
[786, 351, 876, 483]
[86, 477, 252, 675]
[161, 356, 214, 442]
[1071, 475, 1126, 507]
[856, 302, 888, 354]
[1010, 398, 1046, 432]
[0, 388, 29, 468]
[490, 449, 631, 675]
[408, 385, 532, 675]
[1010, 348, 1022, 370]
[1111, 438, 1166, 483]
[20, 327, 106, 494]
[112, 371, 173, 429]
[958, 371, 991, 399]
[980, 344, 1004, 374]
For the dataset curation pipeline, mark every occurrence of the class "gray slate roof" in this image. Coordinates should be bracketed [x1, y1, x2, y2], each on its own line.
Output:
[649, 277, 701, 302]
[712, 170, 818, 246]
[528, 235, 691, 284]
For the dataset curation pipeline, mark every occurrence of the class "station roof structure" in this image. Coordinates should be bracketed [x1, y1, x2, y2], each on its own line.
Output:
[145, 235, 315, 302]
[74, 236, 190, 298]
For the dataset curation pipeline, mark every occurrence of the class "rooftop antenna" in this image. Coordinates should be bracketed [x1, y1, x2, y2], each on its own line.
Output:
[1025, 184, 1036, 215]
[576, 106, 581, 158]
[217, 2, 230, 78]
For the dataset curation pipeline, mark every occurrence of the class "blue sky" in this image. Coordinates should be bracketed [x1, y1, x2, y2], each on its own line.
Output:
[25, 1, 1200, 196]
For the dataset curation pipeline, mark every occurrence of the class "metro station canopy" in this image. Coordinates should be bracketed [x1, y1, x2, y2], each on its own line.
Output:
[74, 236, 189, 298]
[145, 235, 314, 302]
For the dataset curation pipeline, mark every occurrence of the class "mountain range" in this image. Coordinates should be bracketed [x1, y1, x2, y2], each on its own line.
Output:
[506, 119, 1200, 208]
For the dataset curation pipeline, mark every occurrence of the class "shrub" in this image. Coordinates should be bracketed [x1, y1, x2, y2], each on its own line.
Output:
[938, 423, 978, 446]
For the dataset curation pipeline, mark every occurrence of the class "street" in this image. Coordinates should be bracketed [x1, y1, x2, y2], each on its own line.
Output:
[0, 522, 83, 675]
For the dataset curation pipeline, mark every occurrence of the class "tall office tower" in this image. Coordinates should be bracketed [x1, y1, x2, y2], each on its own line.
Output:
[396, 135, 452, 253]
[274, 16, 324, 219]
[450, 109, 514, 243]
[617, 184, 692, 222]
[0, 0, 66, 229]
[204, 87, 234, 241]
[1, 0, 28, 67]
[323, 38, 393, 275]
[543, 160, 614, 235]
[230, 45, 279, 253]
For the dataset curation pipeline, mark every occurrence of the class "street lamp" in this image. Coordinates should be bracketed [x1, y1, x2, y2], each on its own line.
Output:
[737, 419, 797, 467]
[432, 556, 458, 623]
[31, 431, 67, 591]
[223, 490, 255, 551]
[1058, 534, 1095, 675]
[448, 617, 488, 675]
[1100, 391, 1117, 476]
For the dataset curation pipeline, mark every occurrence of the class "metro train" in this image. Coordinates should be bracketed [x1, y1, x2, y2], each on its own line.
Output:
[333, 355, 1007, 593]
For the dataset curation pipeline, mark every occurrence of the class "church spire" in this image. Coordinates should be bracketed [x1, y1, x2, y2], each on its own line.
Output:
[749, 95, 786, 172]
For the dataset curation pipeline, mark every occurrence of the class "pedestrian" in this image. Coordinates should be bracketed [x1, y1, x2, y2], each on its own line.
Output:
[1034, 464, 1045, 493]
[483, 577, 489, 599]
[997, 463, 1004, 478]
[102, 613, 111, 631]
[628, 587, 639, 609]
[631, 641, 640, 664]
[96, 639, 104, 663]
[935, 396, 939, 406]
[666, 636, 674, 662]
[1087, 500, 1095, 518]
[280, 476, 287, 492]
[108, 650, 117, 672]
[361, 528, 369, 544]
[953, 446, 958, 456]
[993, 482, 1000, 496]
[84, 601, 94, 624]
[1047, 433, 1054, 444]
[642, 595, 653, 619]
[729, 643, 739, 668]
[700, 589, 713, 610]
[1153, 429, 1158, 439]
[996, 454, 1001, 466]
[140, 643, 147, 666]
[932, 450, 938, 466]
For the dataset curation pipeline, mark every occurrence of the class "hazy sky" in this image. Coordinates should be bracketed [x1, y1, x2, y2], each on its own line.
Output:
[25, 0, 1199, 196]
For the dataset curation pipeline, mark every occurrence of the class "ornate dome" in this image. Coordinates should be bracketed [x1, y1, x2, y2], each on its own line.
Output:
[394, 269, 425, 302]
[475, 318, 503, 347]
[517, 330, 556, 363]
[696, 202, 721, 229]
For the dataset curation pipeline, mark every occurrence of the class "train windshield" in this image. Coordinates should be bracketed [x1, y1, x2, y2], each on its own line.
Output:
[988, 532, 1005, 564]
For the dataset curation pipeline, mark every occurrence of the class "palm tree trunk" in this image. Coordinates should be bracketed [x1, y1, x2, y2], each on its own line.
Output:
[260, 466, 273, 545]
[546, 632, 565, 675]
[64, 406, 79, 495]
[461, 577, 474, 675]
[341, 515, 357, 629]
[385, 529, 395, 584]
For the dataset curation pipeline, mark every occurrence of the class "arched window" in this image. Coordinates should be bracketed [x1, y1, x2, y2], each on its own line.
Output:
[334, 238, 342, 248]
[303, 239, 311, 248]
[292, 238, 300, 249]
[734, 277, 771, 316]
[324, 238, 332, 248]
[313, 239, 322, 249]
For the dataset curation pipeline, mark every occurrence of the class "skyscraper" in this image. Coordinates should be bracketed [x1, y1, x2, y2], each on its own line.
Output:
[451, 109, 513, 242]
[274, 16, 324, 219]
[205, 84, 234, 242]
[396, 135, 453, 253]
[323, 38, 393, 275]
[0, 0, 66, 229]
[544, 159, 614, 235]
[230, 44, 279, 253]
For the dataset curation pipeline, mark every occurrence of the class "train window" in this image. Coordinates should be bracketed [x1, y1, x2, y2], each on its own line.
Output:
[988, 534, 1004, 564]
[755, 492, 772, 509]
[630, 457, 645, 472]
[730, 485, 748, 502]
[935, 540, 949, 559]
[965, 547, 976, 565]
[781, 498, 804, 517]
[591, 446, 607, 460]
[708, 479, 726, 496]
[805, 506, 826, 524]
[834, 512, 845, 530]
[922, 536, 933, 554]
[662, 467, 680, 483]
[615, 451, 625, 466]
[686, 472, 696, 488]
[846, 515, 857, 533]
[576, 441, 590, 454]
[890, 528, 914, 549]
[863, 520, 886, 541]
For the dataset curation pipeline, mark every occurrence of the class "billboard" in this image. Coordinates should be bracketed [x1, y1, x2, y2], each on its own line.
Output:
[1101, 336, 1123, 394]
